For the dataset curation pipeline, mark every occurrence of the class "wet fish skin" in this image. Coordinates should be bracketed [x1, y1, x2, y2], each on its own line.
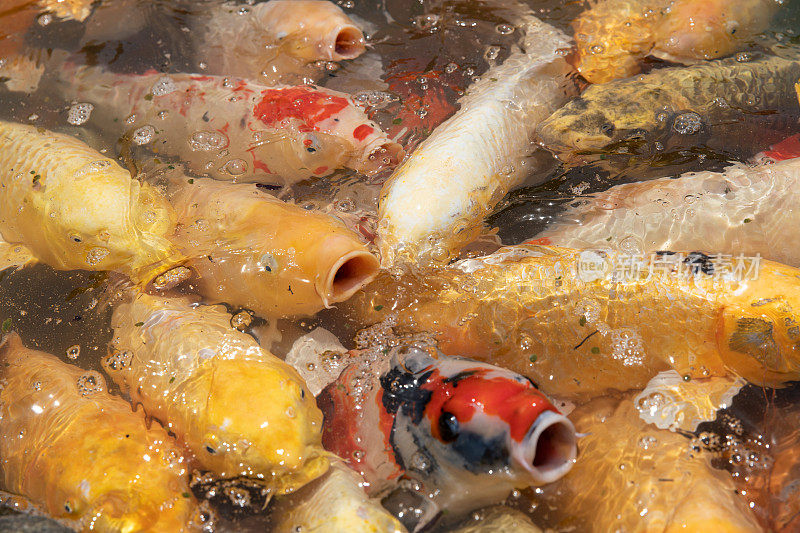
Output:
[0, 333, 204, 532]
[108, 294, 330, 494]
[0, 121, 181, 283]
[530, 394, 761, 532]
[538, 52, 800, 153]
[167, 177, 379, 318]
[377, 15, 575, 265]
[270, 460, 407, 533]
[198, 0, 365, 84]
[348, 245, 800, 400]
[318, 343, 576, 516]
[57, 68, 402, 185]
[573, 0, 777, 84]
[530, 157, 800, 267]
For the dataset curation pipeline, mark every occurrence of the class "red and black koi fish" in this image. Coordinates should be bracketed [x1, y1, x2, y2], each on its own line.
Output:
[317, 343, 576, 525]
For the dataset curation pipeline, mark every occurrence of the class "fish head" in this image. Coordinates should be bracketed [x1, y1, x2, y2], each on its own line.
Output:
[381, 345, 576, 486]
[537, 85, 672, 153]
[195, 359, 329, 493]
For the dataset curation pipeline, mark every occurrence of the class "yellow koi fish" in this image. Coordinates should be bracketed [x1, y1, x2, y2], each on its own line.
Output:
[573, 0, 777, 84]
[530, 395, 761, 532]
[108, 294, 329, 493]
[168, 178, 379, 317]
[377, 15, 574, 265]
[0, 333, 205, 532]
[0, 121, 181, 283]
[349, 245, 800, 400]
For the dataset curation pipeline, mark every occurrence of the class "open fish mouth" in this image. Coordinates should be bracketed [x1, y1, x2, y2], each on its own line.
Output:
[512, 410, 577, 483]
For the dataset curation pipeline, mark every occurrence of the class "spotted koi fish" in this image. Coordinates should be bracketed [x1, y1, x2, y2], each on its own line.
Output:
[56, 67, 403, 185]
[317, 343, 576, 525]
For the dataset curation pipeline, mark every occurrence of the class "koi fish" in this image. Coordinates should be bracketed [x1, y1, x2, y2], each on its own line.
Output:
[530, 394, 761, 532]
[0, 121, 181, 283]
[199, 0, 366, 84]
[347, 245, 800, 400]
[108, 294, 330, 494]
[529, 157, 800, 267]
[270, 460, 407, 533]
[538, 51, 800, 153]
[377, 15, 575, 265]
[573, 0, 777, 84]
[0, 333, 206, 531]
[450, 506, 542, 533]
[38, 0, 93, 21]
[57, 67, 402, 185]
[0, 237, 33, 273]
[317, 343, 576, 520]
[167, 177, 379, 317]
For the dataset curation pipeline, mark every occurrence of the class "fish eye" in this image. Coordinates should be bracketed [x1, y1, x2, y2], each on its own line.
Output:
[600, 122, 615, 137]
[205, 445, 216, 454]
[438, 412, 459, 442]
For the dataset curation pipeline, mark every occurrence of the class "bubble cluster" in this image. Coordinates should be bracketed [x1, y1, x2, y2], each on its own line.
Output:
[132, 125, 156, 145]
[67, 103, 94, 126]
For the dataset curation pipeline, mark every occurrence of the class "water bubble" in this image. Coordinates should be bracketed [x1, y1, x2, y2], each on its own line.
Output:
[37, 13, 52, 25]
[105, 350, 133, 371]
[74, 160, 112, 177]
[495, 23, 514, 34]
[222, 158, 247, 176]
[352, 449, 365, 461]
[672, 112, 703, 135]
[189, 131, 226, 151]
[230, 311, 252, 331]
[67, 103, 94, 125]
[132, 125, 156, 145]
[66, 345, 80, 360]
[76, 371, 105, 396]
[639, 435, 657, 449]
[85, 247, 109, 265]
[410, 451, 431, 473]
[151, 76, 177, 96]
[285, 406, 296, 418]
[735, 51, 753, 62]
[32, 381, 41, 391]
[224, 487, 251, 508]
[484, 46, 501, 61]
[590, 44, 605, 54]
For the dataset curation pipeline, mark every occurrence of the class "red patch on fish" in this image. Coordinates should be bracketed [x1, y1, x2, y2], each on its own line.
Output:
[353, 124, 374, 141]
[253, 87, 350, 132]
[523, 237, 552, 245]
[314, 166, 329, 175]
[246, 148, 273, 174]
[761, 133, 800, 161]
[421, 368, 555, 443]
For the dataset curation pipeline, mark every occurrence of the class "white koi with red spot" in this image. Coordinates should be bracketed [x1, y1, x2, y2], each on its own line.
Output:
[56, 67, 403, 185]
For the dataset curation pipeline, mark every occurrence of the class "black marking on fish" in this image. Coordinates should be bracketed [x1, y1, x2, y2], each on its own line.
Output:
[728, 317, 779, 368]
[438, 412, 459, 443]
[752, 298, 779, 307]
[443, 370, 477, 386]
[450, 430, 508, 473]
[684, 252, 714, 275]
[574, 330, 599, 350]
[380, 367, 433, 425]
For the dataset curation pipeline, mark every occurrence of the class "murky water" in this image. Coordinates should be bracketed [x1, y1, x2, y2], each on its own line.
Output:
[1, 0, 800, 531]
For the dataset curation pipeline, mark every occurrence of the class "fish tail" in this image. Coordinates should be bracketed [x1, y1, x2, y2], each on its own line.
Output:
[0, 331, 23, 367]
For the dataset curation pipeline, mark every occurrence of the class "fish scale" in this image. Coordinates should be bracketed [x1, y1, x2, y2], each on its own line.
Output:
[538, 51, 800, 152]
[0, 121, 180, 282]
[349, 245, 800, 400]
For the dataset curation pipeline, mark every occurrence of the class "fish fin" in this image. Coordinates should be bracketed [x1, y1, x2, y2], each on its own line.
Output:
[0, 331, 24, 365]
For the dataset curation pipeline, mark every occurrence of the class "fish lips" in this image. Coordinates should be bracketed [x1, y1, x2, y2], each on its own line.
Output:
[510, 410, 577, 484]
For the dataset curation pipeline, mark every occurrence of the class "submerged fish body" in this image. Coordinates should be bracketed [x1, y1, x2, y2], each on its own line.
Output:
[530, 157, 800, 266]
[57, 68, 402, 184]
[538, 51, 800, 153]
[317, 343, 576, 516]
[0, 333, 203, 531]
[573, 0, 777, 84]
[108, 294, 329, 493]
[531, 395, 761, 532]
[350, 245, 800, 400]
[270, 460, 407, 533]
[167, 177, 379, 317]
[0, 121, 180, 283]
[377, 15, 574, 264]
[199, 0, 365, 84]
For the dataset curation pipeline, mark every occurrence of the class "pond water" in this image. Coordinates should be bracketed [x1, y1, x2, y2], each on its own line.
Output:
[1, 0, 799, 531]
